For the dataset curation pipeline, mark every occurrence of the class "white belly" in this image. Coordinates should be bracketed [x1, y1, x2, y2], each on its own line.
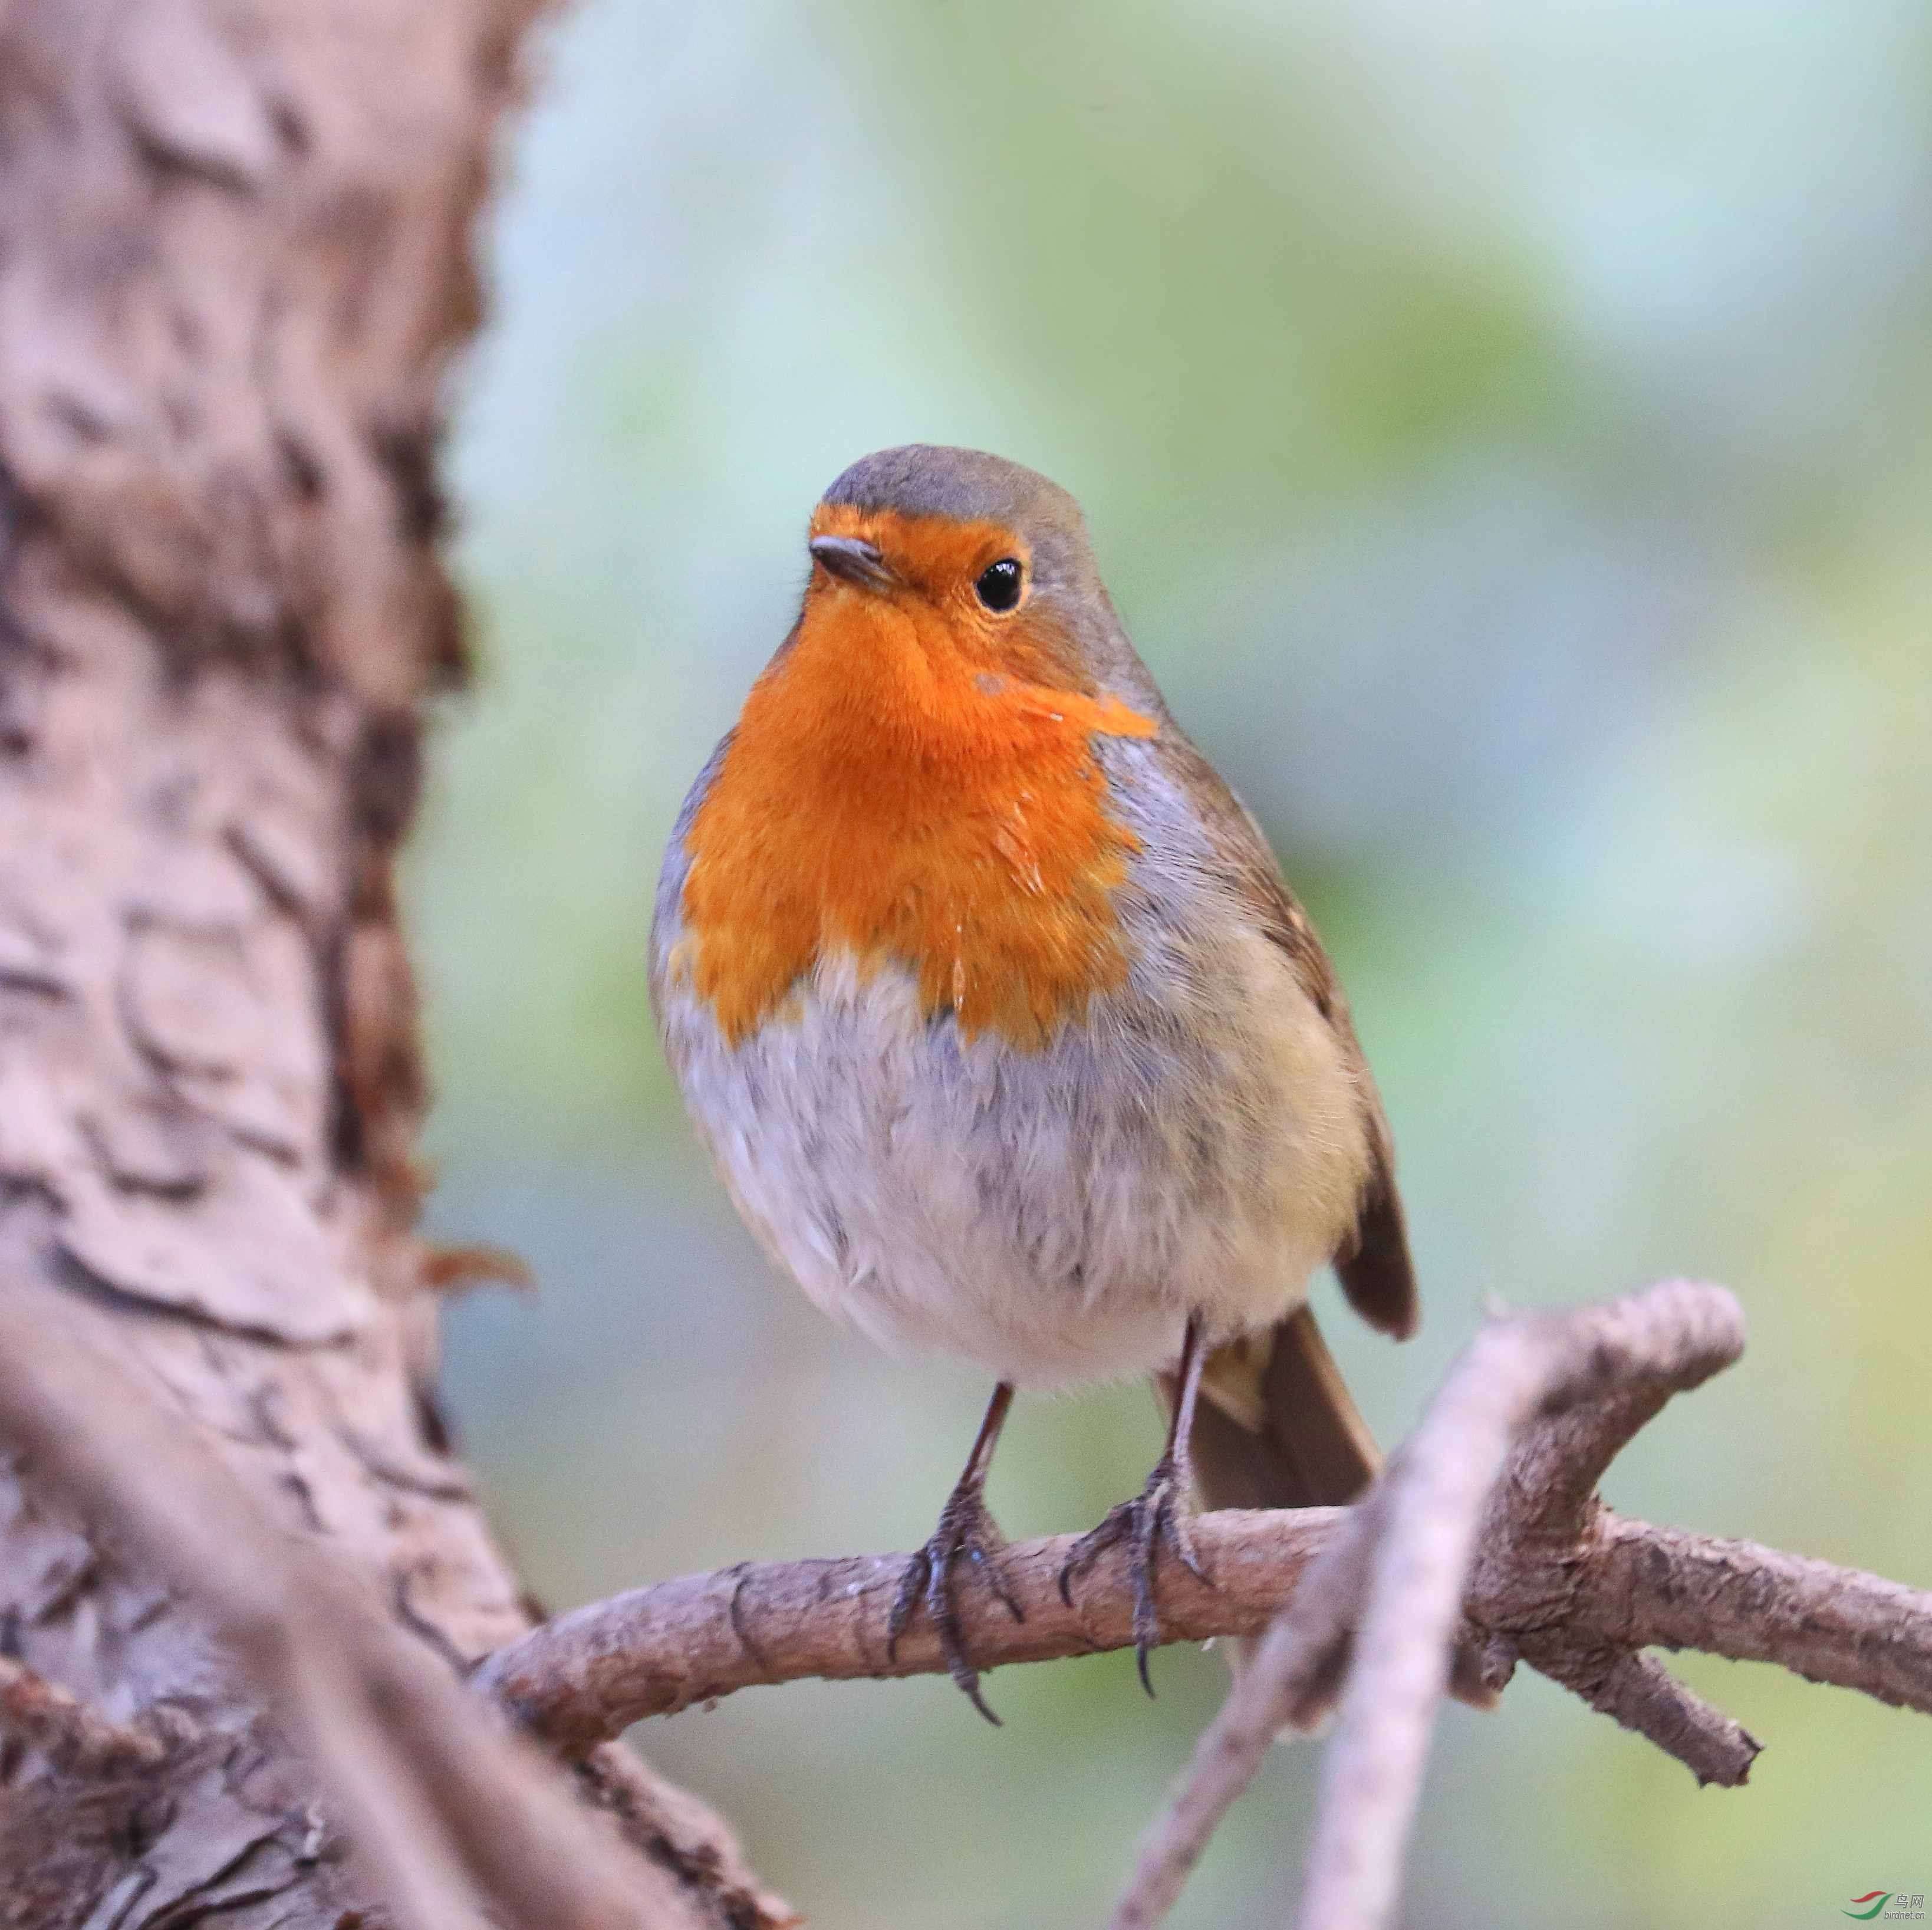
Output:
[653, 939, 1369, 1389]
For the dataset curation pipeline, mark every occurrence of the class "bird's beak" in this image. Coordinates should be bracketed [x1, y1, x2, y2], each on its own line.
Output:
[809, 533, 894, 591]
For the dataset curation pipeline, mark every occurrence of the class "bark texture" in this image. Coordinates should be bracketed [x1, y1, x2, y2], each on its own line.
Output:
[0, 4, 778, 1924]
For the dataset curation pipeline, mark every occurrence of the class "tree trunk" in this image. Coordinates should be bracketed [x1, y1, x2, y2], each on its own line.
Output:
[0, 3, 775, 1922]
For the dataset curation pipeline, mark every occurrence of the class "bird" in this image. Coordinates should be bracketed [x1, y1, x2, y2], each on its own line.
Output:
[650, 444, 1418, 1722]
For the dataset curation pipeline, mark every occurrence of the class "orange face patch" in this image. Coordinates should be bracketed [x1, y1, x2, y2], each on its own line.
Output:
[677, 505, 1158, 1050]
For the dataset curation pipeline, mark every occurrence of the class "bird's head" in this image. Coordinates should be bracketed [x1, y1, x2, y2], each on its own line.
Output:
[798, 445, 1146, 701]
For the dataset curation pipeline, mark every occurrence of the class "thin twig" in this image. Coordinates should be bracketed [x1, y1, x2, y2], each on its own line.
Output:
[1099, 1488, 1391, 1930]
[1526, 1645, 1760, 1788]
[472, 1508, 1341, 1755]
[1111, 1280, 1748, 1930]
[1591, 1517, 1932, 1711]
[1291, 1281, 1745, 1930]
[1290, 1323, 1546, 1930]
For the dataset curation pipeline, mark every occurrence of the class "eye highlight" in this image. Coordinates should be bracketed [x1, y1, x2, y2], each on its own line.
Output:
[974, 557, 1023, 613]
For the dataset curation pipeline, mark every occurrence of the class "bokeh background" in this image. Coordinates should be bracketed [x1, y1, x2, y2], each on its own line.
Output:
[411, 3, 1932, 1924]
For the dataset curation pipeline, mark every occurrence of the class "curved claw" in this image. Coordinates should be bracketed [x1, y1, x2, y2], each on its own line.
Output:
[966, 1537, 1027, 1626]
[1058, 1498, 1133, 1606]
[888, 1484, 1022, 1724]
[1059, 1453, 1215, 1696]
[885, 1548, 930, 1662]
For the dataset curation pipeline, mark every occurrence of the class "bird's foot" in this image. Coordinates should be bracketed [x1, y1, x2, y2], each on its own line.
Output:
[1058, 1452, 1211, 1695]
[887, 1477, 1025, 1724]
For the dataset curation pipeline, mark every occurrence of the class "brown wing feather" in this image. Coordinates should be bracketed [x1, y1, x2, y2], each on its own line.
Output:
[1149, 729, 1420, 1343]
[1332, 1129, 1418, 1340]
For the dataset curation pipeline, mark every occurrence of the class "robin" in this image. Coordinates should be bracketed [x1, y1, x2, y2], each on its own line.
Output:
[650, 445, 1417, 1722]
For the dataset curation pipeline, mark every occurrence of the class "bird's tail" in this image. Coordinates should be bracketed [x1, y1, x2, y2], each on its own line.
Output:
[1160, 1303, 1499, 1709]
[1180, 1303, 1379, 1514]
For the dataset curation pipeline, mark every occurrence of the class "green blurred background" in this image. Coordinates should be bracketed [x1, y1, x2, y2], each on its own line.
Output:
[412, 2, 1932, 1923]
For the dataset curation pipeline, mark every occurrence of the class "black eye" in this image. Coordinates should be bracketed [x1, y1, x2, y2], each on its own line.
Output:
[975, 557, 1023, 612]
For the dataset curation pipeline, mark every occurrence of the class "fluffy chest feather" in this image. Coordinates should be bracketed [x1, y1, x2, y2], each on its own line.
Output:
[672, 586, 1158, 1051]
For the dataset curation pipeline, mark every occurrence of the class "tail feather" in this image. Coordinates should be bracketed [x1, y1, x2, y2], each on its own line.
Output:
[1177, 1304, 1380, 1514]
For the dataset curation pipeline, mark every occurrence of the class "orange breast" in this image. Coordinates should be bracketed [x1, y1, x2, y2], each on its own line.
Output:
[679, 573, 1158, 1051]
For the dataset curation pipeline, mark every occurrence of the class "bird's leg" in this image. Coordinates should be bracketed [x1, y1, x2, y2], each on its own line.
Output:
[888, 1380, 1024, 1724]
[1059, 1313, 1213, 1695]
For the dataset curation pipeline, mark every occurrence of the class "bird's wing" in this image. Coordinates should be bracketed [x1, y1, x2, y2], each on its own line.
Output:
[1151, 729, 1420, 1342]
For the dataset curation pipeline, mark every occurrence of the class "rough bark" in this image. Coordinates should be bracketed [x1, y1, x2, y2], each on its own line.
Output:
[0, 4, 782, 1924]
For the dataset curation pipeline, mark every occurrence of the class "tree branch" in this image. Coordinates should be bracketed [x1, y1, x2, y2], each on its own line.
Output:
[1116, 1280, 1755, 1930]
[473, 1297, 1930, 1774]
[1525, 1644, 1760, 1790]
[466, 1280, 1932, 1930]
[1589, 1517, 1932, 1711]
[472, 1511, 1338, 1755]
[482, 1504, 1903, 1750]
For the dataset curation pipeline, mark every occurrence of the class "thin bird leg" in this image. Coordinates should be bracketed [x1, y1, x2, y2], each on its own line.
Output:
[1059, 1313, 1214, 1695]
[888, 1380, 1025, 1724]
